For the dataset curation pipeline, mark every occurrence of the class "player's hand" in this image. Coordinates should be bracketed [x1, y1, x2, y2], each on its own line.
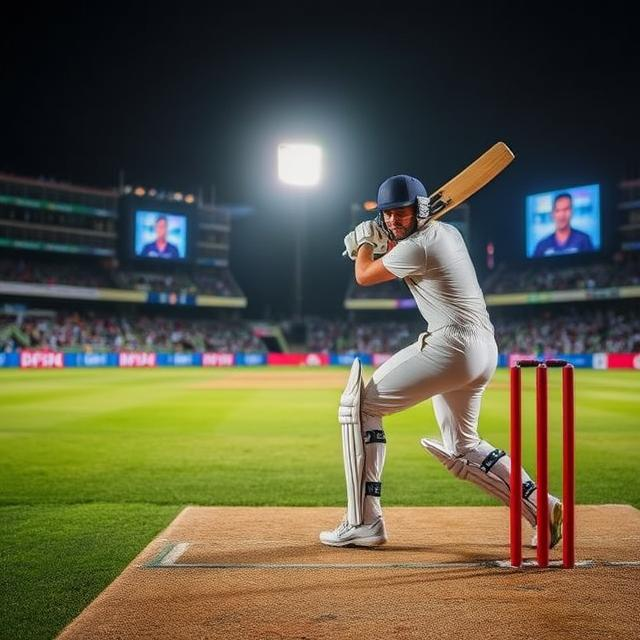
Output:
[343, 221, 388, 260]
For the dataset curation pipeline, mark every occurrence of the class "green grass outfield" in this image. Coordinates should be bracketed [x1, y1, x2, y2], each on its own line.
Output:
[1, 367, 638, 639]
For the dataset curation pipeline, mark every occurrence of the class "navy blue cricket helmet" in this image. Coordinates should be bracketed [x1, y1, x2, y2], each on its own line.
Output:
[376, 175, 427, 212]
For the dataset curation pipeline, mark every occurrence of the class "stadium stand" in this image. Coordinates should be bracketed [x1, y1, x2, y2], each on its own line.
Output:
[0, 257, 243, 298]
[193, 271, 244, 297]
[306, 317, 421, 353]
[0, 311, 264, 353]
[0, 257, 112, 288]
[491, 306, 640, 354]
[113, 270, 198, 296]
[483, 253, 640, 294]
[345, 252, 640, 301]
[304, 305, 640, 354]
[3, 305, 637, 355]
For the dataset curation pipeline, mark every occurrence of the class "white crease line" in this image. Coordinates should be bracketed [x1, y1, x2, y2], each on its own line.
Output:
[142, 543, 640, 571]
[159, 542, 190, 566]
[152, 560, 508, 570]
[146, 558, 640, 570]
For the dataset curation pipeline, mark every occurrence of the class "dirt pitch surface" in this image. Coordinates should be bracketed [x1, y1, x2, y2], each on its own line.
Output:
[58, 505, 640, 640]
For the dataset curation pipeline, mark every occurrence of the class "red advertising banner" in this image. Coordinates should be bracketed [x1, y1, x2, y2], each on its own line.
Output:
[202, 352, 235, 367]
[118, 352, 157, 368]
[20, 350, 64, 368]
[605, 353, 640, 369]
[267, 353, 329, 366]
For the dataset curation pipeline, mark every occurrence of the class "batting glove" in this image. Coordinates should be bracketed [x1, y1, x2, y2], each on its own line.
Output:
[343, 221, 388, 260]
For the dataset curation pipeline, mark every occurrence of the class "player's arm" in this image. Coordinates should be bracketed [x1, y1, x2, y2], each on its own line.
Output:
[355, 244, 396, 287]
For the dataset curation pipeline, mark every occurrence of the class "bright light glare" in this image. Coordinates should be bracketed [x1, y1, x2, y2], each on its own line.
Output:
[278, 143, 322, 186]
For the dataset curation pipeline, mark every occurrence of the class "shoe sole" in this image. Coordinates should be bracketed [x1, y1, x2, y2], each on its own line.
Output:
[530, 502, 563, 549]
[549, 501, 563, 549]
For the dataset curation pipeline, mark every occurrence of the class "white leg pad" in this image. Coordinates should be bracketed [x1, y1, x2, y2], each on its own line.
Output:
[420, 438, 537, 526]
[339, 358, 365, 526]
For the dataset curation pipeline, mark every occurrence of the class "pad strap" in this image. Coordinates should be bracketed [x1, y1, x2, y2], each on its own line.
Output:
[365, 482, 382, 496]
[364, 430, 386, 444]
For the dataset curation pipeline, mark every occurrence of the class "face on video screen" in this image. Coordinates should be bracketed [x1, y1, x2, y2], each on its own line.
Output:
[134, 211, 187, 260]
[526, 184, 600, 258]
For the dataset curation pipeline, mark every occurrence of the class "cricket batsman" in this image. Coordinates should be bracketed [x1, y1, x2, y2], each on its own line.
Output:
[320, 174, 562, 548]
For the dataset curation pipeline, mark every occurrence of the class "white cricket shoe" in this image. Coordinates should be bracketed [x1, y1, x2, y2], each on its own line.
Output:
[530, 497, 563, 549]
[319, 517, 387, 547]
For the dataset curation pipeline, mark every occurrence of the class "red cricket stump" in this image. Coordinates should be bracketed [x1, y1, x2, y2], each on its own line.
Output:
[509, 365, 522, 567]
[536, 365, 549, 567]
[563, 365, 575, 568]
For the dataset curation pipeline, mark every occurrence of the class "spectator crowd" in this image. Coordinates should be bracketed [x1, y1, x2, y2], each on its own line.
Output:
[491, 308, 640, 354]
[346, 253, 640, 300]
[0, 258, 111, 288]
[2, 307, 638, 355]
[482, 253, 640, 294]
[1, 313, 264, 353]
[305, 309, 640, 355]
[306, 318, 421, 353]
[0, 258, 243, 298]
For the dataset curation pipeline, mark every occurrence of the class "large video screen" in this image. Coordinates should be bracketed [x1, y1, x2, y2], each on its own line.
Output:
[134, 211, 187, 260]
[526, 184, 600, 258]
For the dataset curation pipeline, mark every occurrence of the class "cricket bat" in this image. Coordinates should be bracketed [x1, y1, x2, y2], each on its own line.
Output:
[424, 141, 515, 221]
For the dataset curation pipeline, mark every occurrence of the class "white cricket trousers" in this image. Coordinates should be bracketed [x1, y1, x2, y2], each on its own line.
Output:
[359, 326, 498, 523]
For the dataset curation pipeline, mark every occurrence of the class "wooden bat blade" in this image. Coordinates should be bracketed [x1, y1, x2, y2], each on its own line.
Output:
[428, 141, 515, 221]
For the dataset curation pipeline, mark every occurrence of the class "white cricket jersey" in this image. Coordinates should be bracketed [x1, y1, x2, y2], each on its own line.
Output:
[381, 221, 494, 334]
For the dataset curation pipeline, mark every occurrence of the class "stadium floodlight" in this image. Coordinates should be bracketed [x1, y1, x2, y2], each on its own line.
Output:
[278, 143, 322, 187]
[277, 142, 322, 319]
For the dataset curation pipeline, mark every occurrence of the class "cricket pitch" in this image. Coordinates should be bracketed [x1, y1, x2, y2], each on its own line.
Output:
[57, 505, 640, 639]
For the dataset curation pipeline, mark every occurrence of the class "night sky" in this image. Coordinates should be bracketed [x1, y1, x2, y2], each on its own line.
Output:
[3, 4, 639, 316]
